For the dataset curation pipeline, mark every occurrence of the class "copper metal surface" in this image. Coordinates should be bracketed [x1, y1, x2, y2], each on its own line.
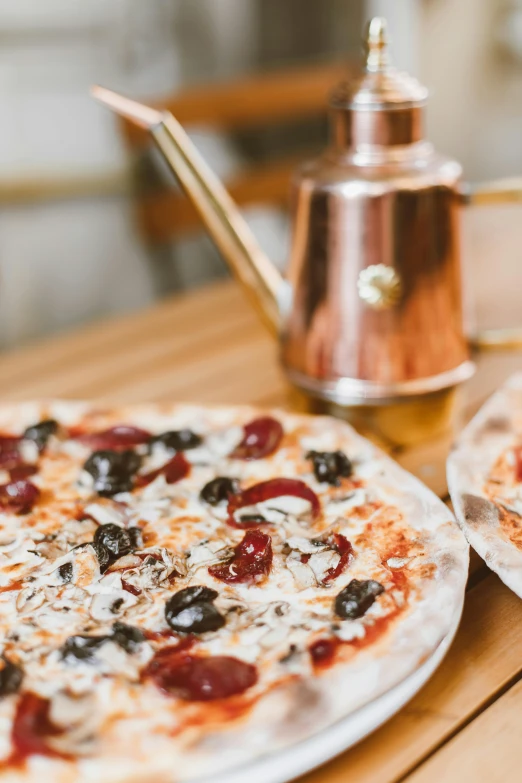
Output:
[282, 144, 470, 393]
[282, 18, 471, 397]
[91, 16, 522, 426]
[291, 385, 463, 450]
[331, 106, 425, 149]
[461, 177, 522, 207]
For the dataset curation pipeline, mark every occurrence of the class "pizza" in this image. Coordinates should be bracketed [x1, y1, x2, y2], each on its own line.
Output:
[0, 401, 467, 782]
[448, 372, 522, 598]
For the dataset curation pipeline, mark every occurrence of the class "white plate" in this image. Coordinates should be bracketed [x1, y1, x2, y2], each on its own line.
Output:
[207, 605, 463, 783]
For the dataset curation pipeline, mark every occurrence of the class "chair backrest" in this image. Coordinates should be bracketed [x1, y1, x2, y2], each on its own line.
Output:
[119, 60, 352, 244]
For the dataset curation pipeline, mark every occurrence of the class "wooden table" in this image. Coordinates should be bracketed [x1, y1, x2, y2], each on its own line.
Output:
[1, 279, 521, 783]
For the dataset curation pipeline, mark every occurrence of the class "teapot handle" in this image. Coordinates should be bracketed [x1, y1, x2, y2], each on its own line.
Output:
[461, 177, 522, 206]
[460, 177, 522, 350]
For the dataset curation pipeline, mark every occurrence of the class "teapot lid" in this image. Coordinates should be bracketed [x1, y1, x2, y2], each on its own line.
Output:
[329, 18, 428, 149]
[331, 18, 428, 110]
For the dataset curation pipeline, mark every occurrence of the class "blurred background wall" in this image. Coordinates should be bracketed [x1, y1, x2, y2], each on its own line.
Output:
[0, 0, 520, 348]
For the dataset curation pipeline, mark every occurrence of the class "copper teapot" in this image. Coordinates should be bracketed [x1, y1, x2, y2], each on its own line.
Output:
[92, 17, 522, 446]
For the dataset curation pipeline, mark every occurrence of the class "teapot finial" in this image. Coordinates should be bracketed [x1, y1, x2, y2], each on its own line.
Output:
[365, 17, 390, 72]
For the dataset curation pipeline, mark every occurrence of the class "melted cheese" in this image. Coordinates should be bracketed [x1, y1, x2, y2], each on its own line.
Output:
[0, 402, 431, 780]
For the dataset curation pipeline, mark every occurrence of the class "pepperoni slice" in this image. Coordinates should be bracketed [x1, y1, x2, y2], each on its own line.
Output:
[145, 649, 257, 701]
[0, 435, 43, 481]
[0, 436, 39, 482]
[227, 477, 320, 527]
[136, 452, 190, 487]
[0, 436, 24, 472]
[76, 425, 151, 451]
[0, 436, 20, 449]
[231, 417, 283, 460]
[0, 480, 40, 514]
[8, 464, 38, 482]
[322, 533, 353, 583]
[10, 693, 64, 762]
[309, 637, 339, 668]
[121, 580, 141, 596]
[0, 452, 26, 472]
[208, 530, 272, 585]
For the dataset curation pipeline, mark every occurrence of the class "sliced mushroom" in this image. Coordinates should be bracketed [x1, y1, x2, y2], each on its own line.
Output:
[124, 558, 168, 591]
[158, 547, 187, 577]
[0, 534, 26, 554]
[0, 538, 42, 581]
[88, 572, 138, 621]
[186, 539, 233, 571]
[285, 558, 316, 589]
[89, 591, 133, 622]
[106, 554, 142, 573]
[308, 550, 340, 583]
[68, 545, 102, 588]
[235, 495, 314, 528]
[285, 537, 328, 555]
[16, 587, 46, 614]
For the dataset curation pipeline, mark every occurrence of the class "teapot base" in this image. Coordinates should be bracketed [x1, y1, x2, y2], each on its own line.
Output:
[289, 384, 464, 451]
[285, 362, 475, 408]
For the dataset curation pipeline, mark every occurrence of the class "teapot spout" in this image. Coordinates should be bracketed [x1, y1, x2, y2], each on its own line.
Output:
[91, 85, 285, 336]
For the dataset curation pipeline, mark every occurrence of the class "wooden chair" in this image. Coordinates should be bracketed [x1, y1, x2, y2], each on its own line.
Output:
[119, 61, 353, 249]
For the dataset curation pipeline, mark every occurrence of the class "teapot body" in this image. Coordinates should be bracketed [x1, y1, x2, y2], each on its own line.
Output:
[282, 143, 474, 405]
[94, 16, 521, 440]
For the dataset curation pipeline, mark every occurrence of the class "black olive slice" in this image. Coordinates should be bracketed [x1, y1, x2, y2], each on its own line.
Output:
[93, 524, 132, 560]
[83, 450, 142, 497]
[23, 419, 58, 451]
[128, 527, 143, 549]
[0, 658, 23, 697]
[111, 622, 145, 653]
[200, 477, 240, 506]
[166, 602, 225, 634]
[62, 623, 145, 663]
[149, 430, 202, 453]
[334, 579, 384, 620]
[57, 562, 73, 583]
[61, 634, 110, 662]
[165, 585, 225, 634]
[306, 450, 353, 485]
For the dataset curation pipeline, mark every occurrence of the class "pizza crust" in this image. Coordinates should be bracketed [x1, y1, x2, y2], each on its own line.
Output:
[0, 401, 468, 783]
[448, 372, 522, 598]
